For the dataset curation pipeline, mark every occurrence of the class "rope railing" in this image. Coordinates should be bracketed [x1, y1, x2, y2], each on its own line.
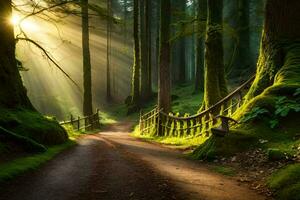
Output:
[139, 76, 255, 137]
[60, 109, 100, 132]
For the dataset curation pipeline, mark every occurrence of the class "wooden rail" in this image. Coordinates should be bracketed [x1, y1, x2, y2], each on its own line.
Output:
[139, 76, 254, 137]
[60, 109, 100, 131]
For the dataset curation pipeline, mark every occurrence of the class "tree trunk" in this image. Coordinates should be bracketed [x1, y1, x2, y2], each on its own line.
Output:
[82, 0, 93, 116]
[106, 0, 112, 101]
[202, 0, 228, 110]
[232, 0, 252, 77]
[0, 0, 33, 109]
[130, 0, 141, 108]
[245, 0, 300, 101]
[140, 0, 152, 101]
[194, 0, 207, 92]
[158, 0, 171, 113]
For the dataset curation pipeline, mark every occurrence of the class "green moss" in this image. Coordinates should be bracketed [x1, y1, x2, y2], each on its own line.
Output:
[0, 108, 68, 145]
[267, 148, 287, 161]
[268, 164, 300, 200]
[191, 130, 258, 159]
[212, 166, 236, 176]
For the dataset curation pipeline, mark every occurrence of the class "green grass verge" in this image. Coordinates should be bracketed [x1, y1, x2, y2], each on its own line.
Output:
[132, 125, 207, 150]
[0, 140, 76, 183]
[268, 164, 300, 200]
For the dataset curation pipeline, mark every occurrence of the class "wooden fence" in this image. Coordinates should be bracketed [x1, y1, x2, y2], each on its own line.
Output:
[60, 109, 100, 131]
[139, 76, 255, 137]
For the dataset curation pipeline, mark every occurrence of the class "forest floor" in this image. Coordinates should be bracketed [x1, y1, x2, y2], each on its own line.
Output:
[0, 121, 268, 200]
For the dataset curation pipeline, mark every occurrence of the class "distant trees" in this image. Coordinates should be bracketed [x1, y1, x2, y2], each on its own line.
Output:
[194, 0, 207, 92]
[158, 0, 171, 113]
[202, 0, 227, 110]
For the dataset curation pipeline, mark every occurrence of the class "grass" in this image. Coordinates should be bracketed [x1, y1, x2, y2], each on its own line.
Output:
[133, 133, 208, 150]
[212, 166, 236, 176]
[268, 164, 300, 200]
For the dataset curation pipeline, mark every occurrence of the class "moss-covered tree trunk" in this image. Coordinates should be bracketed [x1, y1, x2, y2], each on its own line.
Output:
[245, 0, 300, 101]
[130, 0, 141, 109]
[0, 0, 33, 109]
[202, 0, 228, 110]
[158, 0, 171, 113]
[82, 0, 93, 116]
[194, 0, 207, 92]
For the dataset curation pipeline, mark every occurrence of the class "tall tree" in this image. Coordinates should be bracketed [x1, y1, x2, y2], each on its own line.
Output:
[202, 0, 227, 110]
[82, 0, 93, 116]
[140, 0, 152, 101]
[232, 0, 251, 77]
[158, 0, 171, 113]
[106, 0, 112, 101]
[245, 0, 300, 102]
[129, 0, 141, 110]
[0, 0, 33, 109]
[194, 0, 207, 92]
[175, 0, 187, 83]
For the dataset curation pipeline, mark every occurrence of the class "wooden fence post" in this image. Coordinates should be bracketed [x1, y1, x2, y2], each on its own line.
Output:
[70, 114, 73, 126]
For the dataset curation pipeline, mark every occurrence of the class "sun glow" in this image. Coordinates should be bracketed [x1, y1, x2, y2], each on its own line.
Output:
[10, 14, 39, 32]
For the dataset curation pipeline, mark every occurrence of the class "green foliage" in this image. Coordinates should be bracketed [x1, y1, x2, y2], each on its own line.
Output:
[268, 164, 300, 200]
[240, 107, 269, 123]
[241, 88, 300, 129]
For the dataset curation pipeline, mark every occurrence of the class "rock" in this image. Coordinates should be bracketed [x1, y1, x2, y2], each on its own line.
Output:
[267, 148, 286, 161]
[231, 156, 237, 162]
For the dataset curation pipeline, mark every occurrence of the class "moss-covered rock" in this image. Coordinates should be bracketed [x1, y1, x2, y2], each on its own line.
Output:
[267, 148, 286, 161]
[191, 130, 258, 159]
[268, 164, 300, 200]
[0, 108, 68, 145]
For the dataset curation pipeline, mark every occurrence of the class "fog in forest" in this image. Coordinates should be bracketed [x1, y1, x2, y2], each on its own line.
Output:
[17, 12, 133, 120]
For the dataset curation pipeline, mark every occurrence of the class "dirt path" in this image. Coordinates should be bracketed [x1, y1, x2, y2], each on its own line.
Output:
[0, 122, 268, 200]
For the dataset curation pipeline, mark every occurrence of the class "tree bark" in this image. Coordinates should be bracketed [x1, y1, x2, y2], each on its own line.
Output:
[130, 0, 141, 108]
[106, 0, 112, 101]
[246, 0, 300, 101]
[140, 0, 152, 101]
[194, 0, 207, 92]
[232, 0, 252, 77]
[202, 0, 227, 110]
[82, 0, 93, 116]
[158, 0, 171, 113]
[0, 0, 33, 109]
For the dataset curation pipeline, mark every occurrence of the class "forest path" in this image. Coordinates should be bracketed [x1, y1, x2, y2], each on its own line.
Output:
[0, 121, 267, 200]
